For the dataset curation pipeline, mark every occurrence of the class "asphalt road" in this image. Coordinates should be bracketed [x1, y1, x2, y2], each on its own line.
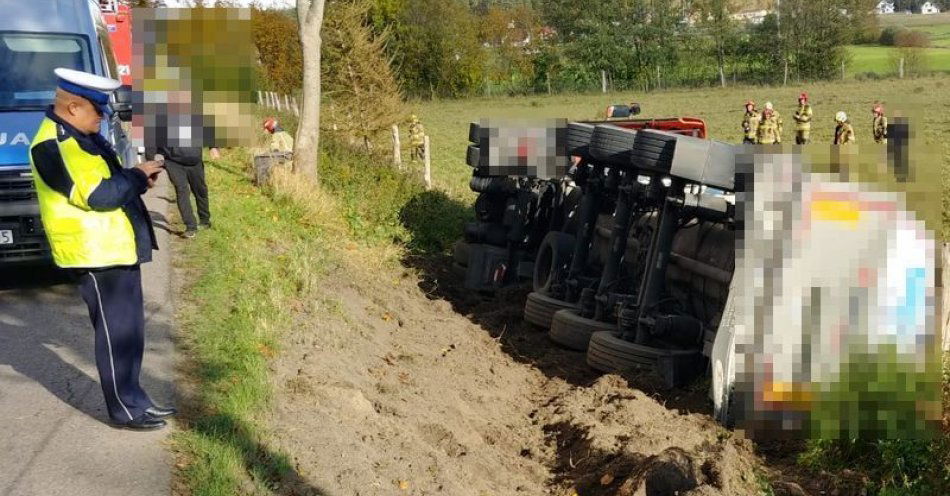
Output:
[0, 177, 177, 496]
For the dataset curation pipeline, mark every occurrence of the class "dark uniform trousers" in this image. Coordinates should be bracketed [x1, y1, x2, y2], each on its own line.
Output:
[166, 161, 210, 231]
[76, 265, 152, 422]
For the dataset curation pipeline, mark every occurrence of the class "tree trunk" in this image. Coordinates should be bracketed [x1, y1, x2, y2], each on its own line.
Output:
[294, 0, 326, 181]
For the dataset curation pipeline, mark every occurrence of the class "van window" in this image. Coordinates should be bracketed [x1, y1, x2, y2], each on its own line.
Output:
[0, 33, 91, 109]
[96, 21, 119, 82]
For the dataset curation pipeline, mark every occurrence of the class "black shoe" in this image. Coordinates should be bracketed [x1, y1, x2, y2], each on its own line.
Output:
[114, 413, 166, 431]
[182, 229, 197, 239]
[198, 222, 212, 230]
[144, 405, 178, 419]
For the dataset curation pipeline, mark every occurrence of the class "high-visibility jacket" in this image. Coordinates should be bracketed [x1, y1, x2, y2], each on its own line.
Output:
[270, 130, 294, 153]
[30, 110, 153, 268]
[793, 104, 813, 131]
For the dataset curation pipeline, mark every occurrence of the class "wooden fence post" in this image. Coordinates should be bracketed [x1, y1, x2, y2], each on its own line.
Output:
[423, 135, 432, 190]
[275, 93, 283, 112]
[292, 96, 300, 117]
[257, 90, 262, 106]
[284, 94, 291, 112]
[899, 57, 905, 79]
[392, 124, 402, 170]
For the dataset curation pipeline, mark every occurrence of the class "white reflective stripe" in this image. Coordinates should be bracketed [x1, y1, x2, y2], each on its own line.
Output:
[89, 272, 134, 422]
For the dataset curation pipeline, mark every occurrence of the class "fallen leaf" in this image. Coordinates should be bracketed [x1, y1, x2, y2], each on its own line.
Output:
[397, 480, 409, 490]
[600, 472, 614, 486]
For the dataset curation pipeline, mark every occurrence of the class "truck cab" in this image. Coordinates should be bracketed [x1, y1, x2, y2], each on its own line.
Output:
[0, 0, 133, 264]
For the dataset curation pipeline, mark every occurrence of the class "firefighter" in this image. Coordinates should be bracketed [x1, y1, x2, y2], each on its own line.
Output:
[408, 114, 425, 161]
[741, 100, 760, 144]
[263, 117, 294, 153]
[29, 68, 173, 430]
[872, 104, 887, 144]
[756, 101, 783, 145]
[834, 111, 855, 145]
[793, 92, 813, 145]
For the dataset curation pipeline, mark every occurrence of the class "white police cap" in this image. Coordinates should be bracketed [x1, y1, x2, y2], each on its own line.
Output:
[54, 67, 122, 116]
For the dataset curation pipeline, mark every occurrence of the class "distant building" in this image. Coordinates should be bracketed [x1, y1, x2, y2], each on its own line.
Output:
[921, 1, 941, 14]
[730, 9, 770, 24]
[876, 1, 895, 14]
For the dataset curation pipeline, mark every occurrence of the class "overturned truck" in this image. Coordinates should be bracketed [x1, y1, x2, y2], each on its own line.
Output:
[455, 115, 942, 436]
[456, 116, 735, 391]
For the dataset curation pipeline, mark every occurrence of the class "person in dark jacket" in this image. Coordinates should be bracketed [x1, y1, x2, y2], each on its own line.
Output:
[145, 146, 211, 238]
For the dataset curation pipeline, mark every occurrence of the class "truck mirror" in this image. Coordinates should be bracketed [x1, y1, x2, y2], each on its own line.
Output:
[114, 85, 132, 122]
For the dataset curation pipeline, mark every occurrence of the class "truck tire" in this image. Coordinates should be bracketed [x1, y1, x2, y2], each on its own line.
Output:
[466, 144, 482, 168]
[589, 125, 638, 168]
[524, 292, 577, 329]
[470, 176, 517, 195]
[452, 239, 471, 266]
[474, 193, 506, 223]
[549, 309, 616, 351]
[586, 331, 655, 372]
[631, 129, 678, 172]
[567, 122, 596, 160]
[533, 231, 576, 293]
[463, 221, 508, 247]
[468, 122, 481, 144]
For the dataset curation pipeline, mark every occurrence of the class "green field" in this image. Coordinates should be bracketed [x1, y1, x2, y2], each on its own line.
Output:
[847, 45, 950, 75]
[878, 12, 950, 28]
[415, 76, 950, 196]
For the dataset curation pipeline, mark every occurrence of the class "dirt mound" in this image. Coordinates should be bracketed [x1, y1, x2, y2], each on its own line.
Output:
[266, 257, 764, 495]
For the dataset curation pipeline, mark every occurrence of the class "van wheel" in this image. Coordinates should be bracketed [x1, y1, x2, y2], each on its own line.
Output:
[549, 309, 616, 351]
[533, 232, 576, 293]
[523, 292, 576, 329]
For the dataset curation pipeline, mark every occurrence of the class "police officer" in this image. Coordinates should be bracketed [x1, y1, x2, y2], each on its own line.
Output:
[29, 68, 174, 430]
[756, 101, 783, 144]
[741, 100, 759, 144]
[834, 111, 855, 145]
[872, 104, 887, 144]
[793, 92, 813, 145]
[408, 114, 425, 161]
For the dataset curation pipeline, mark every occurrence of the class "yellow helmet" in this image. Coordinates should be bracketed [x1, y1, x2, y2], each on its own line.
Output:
[835, 111, 847, 123]
[410, 114, 418, 122]
[764, 101, 773, 111]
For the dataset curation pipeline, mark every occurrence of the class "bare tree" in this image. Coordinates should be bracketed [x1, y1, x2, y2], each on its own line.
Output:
[294, 0, 326, 180]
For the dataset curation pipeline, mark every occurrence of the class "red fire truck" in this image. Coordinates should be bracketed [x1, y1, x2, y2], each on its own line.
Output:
[99, 0, 133, 88]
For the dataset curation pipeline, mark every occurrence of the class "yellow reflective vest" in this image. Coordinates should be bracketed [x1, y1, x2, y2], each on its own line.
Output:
[30, 117, 138, 268]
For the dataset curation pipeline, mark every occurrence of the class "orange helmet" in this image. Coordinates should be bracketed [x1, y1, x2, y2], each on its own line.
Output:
[263, 117, 277, 133]
[799, 92, 808, 102]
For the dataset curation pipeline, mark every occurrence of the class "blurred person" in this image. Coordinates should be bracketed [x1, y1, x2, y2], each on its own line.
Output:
[756, 101, 783, 145]
[263, 117, 294, 153]
[408, 114, 425, 161]
[872, 104, 888, 144]
[145, 146, 211, 238]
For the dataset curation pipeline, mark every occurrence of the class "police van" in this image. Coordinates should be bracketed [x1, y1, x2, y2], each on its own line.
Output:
[0, 0, 134, 264]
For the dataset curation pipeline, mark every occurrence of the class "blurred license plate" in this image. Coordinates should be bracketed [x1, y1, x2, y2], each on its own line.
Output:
[0, 230, 13, 245]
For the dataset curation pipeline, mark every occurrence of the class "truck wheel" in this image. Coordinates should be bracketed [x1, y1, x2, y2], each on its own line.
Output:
[631, 129, 678, 172]
[586, 331, 655, 373]
[469, 176, 517, 195]
[474, 193, 506, 223]
[466, 144, 482, 168]
[468, 122, 481, 144]
[567, 122, 596, 160]
[549, 309, 616, 351]
[463, 221, 509, 247]
[533, 231, 576, 293]
[452, 239, 471, 266]
[589, 125, 638, 168]
[524, 292, 576, 329]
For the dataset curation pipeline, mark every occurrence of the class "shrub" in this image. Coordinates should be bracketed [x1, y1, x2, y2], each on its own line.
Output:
[879, 26, 906, 46]
[895, 30, 932, 49]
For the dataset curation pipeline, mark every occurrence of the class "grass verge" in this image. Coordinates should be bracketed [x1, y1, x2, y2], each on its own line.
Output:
[171, 149, 336, 495]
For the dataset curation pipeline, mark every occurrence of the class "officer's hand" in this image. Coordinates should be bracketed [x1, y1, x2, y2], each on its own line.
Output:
[137, 161, 165, 179]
